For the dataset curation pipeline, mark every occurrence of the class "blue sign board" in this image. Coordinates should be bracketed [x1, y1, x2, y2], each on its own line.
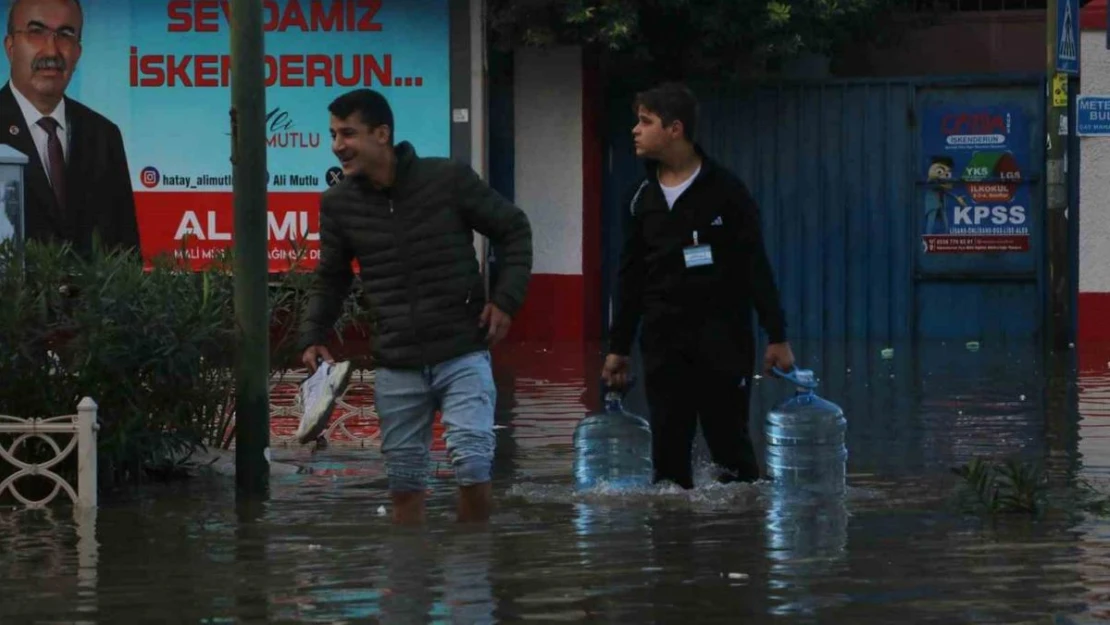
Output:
[1077, 96, 1110, 136]
[1057, 0, 1079, 74]
[920, 105, 1031, 255]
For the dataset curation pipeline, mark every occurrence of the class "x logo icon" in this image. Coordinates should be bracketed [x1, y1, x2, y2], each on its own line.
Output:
[326, 167, 344, 187]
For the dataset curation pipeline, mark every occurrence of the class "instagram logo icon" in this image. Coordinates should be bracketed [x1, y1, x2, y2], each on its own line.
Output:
[140, 166, 160, 189]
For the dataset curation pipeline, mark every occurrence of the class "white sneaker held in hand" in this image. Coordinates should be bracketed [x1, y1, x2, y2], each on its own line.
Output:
[295, 359, 353, 445]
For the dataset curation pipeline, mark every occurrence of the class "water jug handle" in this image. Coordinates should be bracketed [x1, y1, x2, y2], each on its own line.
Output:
[601, 374, 637, 403]
[771, 366, 819, 390]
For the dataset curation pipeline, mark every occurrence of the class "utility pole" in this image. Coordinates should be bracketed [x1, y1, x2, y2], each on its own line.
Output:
[1046, 0, 1078, 352]
[1044, 0, 1079, 491]
[230, 0, 270, 497]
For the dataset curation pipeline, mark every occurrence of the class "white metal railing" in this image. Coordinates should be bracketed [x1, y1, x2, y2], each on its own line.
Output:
[0, 397, 98, 509]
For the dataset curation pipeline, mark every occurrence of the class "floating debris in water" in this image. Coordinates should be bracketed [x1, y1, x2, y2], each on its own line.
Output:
[881, 348, 894, 359]
[966, 341, 980, 352]
[376, 505, 386, 516]
[1020, 394, 1026, 401]
[722, 572, 749, 580]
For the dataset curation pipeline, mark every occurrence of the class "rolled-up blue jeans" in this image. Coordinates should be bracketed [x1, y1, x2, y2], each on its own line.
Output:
[375, 350, 496, 492]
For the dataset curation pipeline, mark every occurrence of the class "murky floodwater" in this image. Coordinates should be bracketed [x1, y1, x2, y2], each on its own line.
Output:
[4, 339, 1110, 624]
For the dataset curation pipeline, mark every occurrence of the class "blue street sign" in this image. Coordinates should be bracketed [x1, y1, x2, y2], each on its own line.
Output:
[1057, 0, 1079, 74]
[1076, 96, 1110, 136]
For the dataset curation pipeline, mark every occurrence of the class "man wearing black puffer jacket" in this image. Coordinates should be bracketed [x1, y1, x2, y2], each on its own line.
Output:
[299, 88, 533, 524]
[601, 82, 795, 490]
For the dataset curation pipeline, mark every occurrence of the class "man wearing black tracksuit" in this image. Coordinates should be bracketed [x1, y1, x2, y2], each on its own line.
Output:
[602, 82, 795, 489]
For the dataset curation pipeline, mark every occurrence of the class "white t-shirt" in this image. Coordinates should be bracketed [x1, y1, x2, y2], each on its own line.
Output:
[659, 165, 700, 210]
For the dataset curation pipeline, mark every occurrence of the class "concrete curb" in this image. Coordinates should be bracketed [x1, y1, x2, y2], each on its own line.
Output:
[184, 448, 305, 478]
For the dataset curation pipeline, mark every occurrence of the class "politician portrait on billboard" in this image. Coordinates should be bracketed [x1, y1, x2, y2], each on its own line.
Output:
[0, 0, 450, 269]
[0, 0, 139, 257]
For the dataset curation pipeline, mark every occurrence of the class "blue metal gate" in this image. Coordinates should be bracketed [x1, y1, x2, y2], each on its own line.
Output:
[601, 76, 1046, 347]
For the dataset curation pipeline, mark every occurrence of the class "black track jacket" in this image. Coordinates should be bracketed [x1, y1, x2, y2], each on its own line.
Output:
[608, 146, 788, 376]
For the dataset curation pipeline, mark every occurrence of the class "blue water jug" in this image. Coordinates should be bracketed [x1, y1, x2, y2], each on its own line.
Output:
[765, 367, 847, 495]
[572, 385, 653, 491]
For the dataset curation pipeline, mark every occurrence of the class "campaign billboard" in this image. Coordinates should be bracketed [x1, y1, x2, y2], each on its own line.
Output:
[0, 0, 451, 270]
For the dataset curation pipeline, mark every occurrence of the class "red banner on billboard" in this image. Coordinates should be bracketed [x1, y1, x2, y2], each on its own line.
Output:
[137, 192, 323, 272]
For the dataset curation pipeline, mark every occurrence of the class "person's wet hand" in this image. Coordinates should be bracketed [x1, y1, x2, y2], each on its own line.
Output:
[302, 345, 335, 373]
[480, 303, 512, 345]
[601, 354, 630, 390]
[763, 342, 795, 374]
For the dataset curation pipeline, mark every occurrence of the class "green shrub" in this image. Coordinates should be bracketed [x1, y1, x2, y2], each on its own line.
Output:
[953, 456, 1110, 520]
[953, 457, 1048, 515]
[0, 239, 368, 489]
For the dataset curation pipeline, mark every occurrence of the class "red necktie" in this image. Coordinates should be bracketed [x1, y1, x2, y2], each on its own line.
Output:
[36, 117, 65, 210]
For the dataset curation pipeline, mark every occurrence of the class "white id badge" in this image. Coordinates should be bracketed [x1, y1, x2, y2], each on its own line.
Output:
[683, 244, 713, 268]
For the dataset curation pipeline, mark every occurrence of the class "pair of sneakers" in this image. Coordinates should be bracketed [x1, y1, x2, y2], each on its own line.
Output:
[294, 359, 353, 445]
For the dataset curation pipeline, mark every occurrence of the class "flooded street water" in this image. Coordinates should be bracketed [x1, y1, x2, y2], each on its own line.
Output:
[4, 340, 1110, 624]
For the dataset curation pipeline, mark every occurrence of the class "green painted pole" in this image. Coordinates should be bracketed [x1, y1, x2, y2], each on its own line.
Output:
[1046, 0, 1070, 353]
[230, 0, 270, 497]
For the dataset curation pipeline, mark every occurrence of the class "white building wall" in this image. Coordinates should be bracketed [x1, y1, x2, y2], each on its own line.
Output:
[513, 46, 583, 275]
[1080, 30, 1110, 294]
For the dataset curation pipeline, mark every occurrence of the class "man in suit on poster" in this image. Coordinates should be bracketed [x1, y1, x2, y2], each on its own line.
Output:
[0, 0, 139, 257]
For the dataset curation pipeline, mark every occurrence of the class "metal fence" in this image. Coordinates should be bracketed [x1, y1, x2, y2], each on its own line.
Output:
[0, 397, 98, 509]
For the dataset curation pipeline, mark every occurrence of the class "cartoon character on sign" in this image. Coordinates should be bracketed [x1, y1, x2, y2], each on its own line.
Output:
[923, 156, 968, 235]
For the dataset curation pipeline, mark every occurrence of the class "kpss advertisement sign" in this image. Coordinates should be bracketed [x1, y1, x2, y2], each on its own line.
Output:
[920, 104, 1031, 255]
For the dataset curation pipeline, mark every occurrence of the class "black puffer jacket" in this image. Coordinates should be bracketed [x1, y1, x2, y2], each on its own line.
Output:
[298, 142, 533, 368]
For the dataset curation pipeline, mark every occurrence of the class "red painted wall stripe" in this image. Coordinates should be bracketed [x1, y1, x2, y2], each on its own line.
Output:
[505, 274, 585, 342]
[1080, 293, 1110, 341]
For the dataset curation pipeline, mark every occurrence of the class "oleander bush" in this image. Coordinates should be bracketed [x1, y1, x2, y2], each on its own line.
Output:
[0, 238, 368, 490]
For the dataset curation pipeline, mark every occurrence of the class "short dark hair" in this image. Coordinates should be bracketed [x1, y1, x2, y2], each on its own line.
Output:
[634, 82, 699, 140]
[6, 0, 84, 37]
[328, 88, 394, 143]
